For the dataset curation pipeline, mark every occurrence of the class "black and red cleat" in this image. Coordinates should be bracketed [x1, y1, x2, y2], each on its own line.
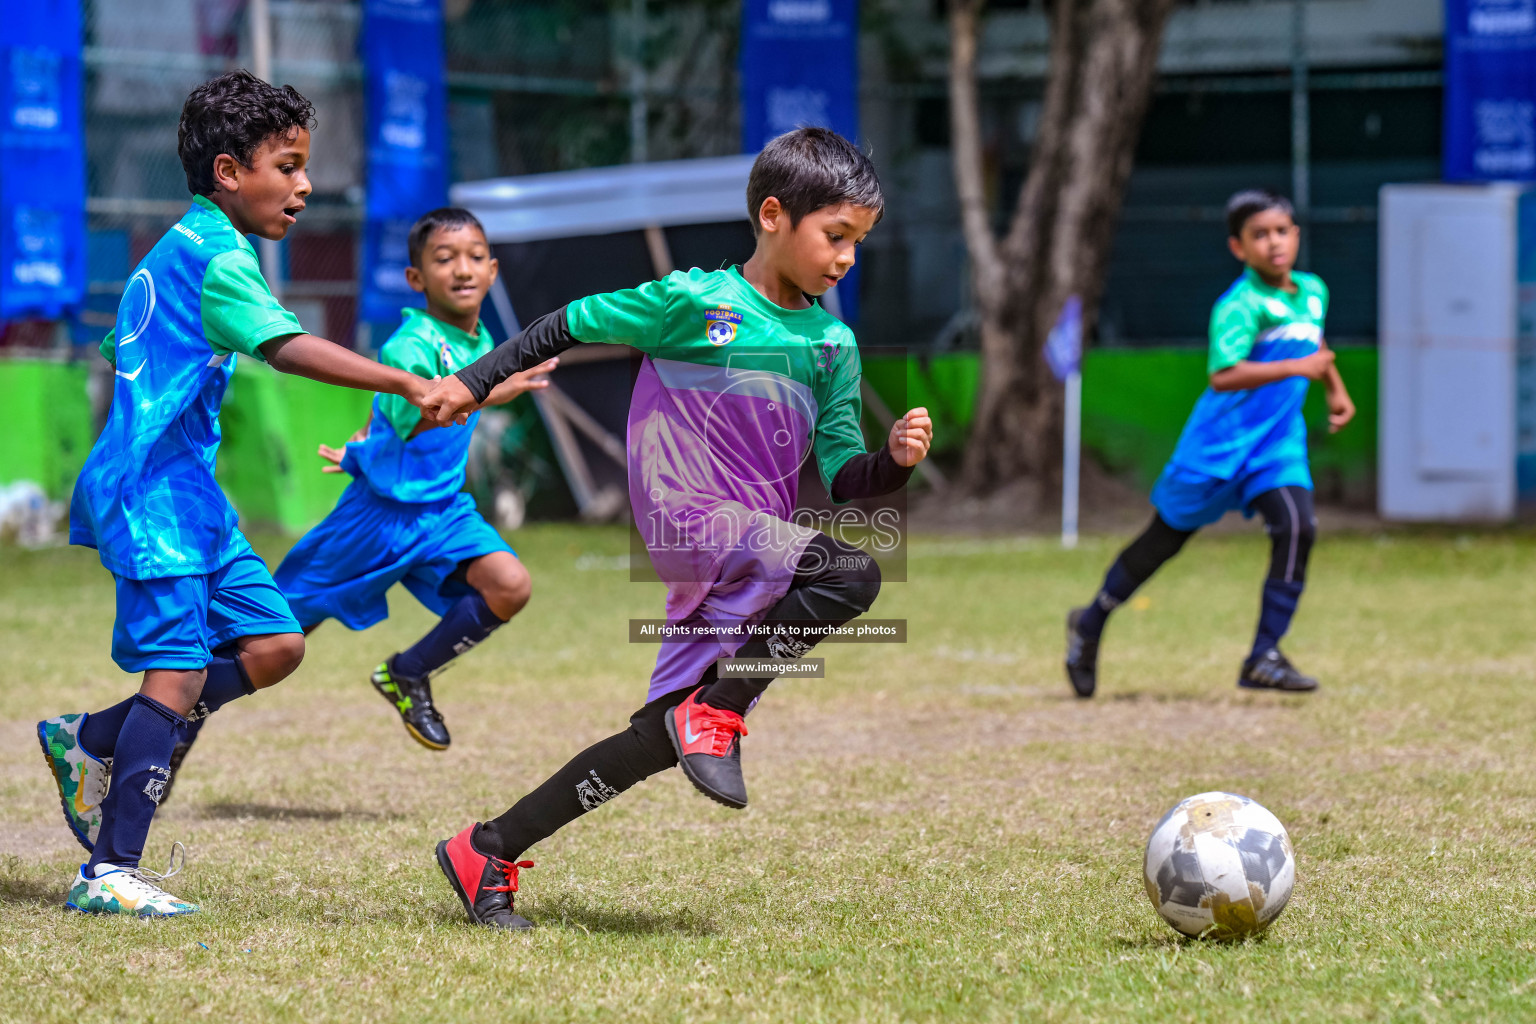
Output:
[664, 687, 749, 809]
[435, 823, 535, 930]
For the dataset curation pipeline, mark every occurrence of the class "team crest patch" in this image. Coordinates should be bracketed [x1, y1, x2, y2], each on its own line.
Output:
[704, 306, 743, 346]
[439, 342, 456, 372]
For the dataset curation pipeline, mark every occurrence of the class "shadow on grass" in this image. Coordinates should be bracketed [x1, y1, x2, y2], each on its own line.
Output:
[1110, 931, 1272, 950]
[0, 876, 70, 908]
[532, 896, 718, 936]
[198, 801, 401, 823]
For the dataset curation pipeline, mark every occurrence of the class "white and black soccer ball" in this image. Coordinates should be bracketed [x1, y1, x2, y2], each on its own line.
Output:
[1143, 791, 1295, 939]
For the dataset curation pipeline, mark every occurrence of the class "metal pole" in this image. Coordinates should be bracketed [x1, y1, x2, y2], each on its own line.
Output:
[250, 0, 283, 300]
[1291, 0, 1310, 269]
[629, 0, 648, 163]
[1062, 369, 1081, 549]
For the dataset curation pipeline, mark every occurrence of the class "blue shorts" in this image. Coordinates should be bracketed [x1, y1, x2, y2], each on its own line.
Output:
[112, 533, 301, 673]
[1150, 461, 1313, 532]
[273, 481, 513, 631]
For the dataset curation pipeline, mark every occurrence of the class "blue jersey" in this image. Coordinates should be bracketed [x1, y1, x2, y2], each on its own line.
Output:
[69, 195, 303, 579]
[339, 308, 493, 504]
[1167, 268, 1329, 480]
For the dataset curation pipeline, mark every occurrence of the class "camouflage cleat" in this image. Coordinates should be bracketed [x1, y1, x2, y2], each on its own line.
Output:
[66, 856, 198, 919]
[37, 713, 111, 852]
[371, 656, 450, 750]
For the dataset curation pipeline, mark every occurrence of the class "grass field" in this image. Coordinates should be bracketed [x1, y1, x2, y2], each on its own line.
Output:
[4, 521, 1536, 1023]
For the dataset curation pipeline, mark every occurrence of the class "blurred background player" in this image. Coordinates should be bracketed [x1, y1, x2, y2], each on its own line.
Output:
[36, 71, 432, 917]
[272, 207, 556, 750]
[421, 127, 934, 930]
[1065, 189, 1355, 699]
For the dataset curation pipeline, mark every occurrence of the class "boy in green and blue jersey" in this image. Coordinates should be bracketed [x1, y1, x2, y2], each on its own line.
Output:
[274, 209, 555, 750]
[37, 71, 432, 917]
[1066, 190, 1356, 697]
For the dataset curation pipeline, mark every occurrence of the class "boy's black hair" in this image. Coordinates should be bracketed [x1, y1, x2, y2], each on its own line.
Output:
[408, 207, 489, 267]
[178, 70, 317, 196]
[1226, 189, 1296, 238]
[746, 126, 884, 234]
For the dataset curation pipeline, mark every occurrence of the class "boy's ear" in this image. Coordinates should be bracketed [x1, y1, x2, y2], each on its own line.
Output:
[1226, 235, 1245, 262]
[404, 264, 426, 294]
[211, 153, 242, 193]
[757, 196, 784, 235]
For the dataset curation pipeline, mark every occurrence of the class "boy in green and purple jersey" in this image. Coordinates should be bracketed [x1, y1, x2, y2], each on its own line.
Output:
[424, 127, 935, 929]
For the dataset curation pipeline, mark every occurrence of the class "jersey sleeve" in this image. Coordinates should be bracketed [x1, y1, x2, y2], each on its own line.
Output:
[376, 334, 438, 439]
[1207, 293, 1260, 375]
[812, 335, 868, 501]
[99, 329, 116, 366]
[200, 248, 305, 361]
[564, 275, 675, 354]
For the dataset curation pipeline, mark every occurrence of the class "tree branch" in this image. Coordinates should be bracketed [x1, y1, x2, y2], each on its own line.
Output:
[947, 0, 1002, 303]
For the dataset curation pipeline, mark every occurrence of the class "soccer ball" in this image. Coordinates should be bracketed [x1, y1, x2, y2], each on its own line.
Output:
[1142, 791, 1295, 939]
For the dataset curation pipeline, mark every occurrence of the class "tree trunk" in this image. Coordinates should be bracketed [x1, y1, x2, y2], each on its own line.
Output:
[948, 0, 1177, 498]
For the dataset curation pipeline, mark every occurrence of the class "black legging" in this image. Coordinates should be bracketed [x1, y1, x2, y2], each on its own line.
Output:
[477, 532, 882, 862]
[1119, 485, 1314, 588]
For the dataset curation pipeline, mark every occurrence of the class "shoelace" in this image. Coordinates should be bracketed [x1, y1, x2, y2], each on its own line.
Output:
[107, 842, 187, 900]
[689, 699, 749, 756]
[487, 858, 535, 894]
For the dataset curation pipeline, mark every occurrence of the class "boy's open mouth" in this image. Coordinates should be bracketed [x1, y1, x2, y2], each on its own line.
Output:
[282, 204, 304, 223]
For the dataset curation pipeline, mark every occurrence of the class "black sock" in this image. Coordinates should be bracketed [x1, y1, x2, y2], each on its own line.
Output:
[395, 591, 506, 681]
[478, 688, 689, 862]
[79, 697, 136, 761]
[88, 694, 187, 872]
[1076, 561, 1136, 639]
[1252, 580, 1304, 659]
[698, 534, 882, 717]
[1077, 515, 1193, 640]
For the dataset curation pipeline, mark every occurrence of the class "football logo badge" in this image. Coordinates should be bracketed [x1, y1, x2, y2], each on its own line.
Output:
[704, 306, 743, 346]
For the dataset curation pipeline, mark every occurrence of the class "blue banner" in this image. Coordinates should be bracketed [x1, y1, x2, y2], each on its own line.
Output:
[359, 0, 447, 325]
[1445, 0, 1536, 181]
[740, 0, 861, 321]
[0, 0, 85, 320]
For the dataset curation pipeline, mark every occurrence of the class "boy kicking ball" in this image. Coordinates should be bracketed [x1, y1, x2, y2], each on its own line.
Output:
[37, 71, 433, 917]
[272, 207, 556, 750]
[1065, 189, 1355, 698]
[419, 127, 933, 929]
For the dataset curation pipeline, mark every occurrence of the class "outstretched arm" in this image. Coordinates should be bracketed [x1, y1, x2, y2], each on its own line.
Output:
[423, 308, 580, 425]
[261, 333, 431, 406]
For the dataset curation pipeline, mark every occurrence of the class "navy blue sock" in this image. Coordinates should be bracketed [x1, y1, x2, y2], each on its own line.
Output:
[393, 591, 506, 681]
[1252, 580, 1304, 660]
[1078, 561, 1138, 639]
[79, 698, 135, 761]
[190, 642, 256, 720]
[88, 694, 187, 872]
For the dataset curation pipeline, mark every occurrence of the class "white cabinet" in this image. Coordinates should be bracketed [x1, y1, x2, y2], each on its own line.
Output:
[1380, 183, 1536, 520]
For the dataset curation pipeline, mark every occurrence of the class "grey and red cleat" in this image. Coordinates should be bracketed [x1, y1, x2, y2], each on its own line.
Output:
[1065, 608, 1099, 699]
[664, 687, 749, 809]
[1238, 648, 1319, 692]
[435, 823, 535, 930]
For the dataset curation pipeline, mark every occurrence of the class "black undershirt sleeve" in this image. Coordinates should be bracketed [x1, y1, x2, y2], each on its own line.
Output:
[830, 445, 914, 502]
[454, 305, 580, 404]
